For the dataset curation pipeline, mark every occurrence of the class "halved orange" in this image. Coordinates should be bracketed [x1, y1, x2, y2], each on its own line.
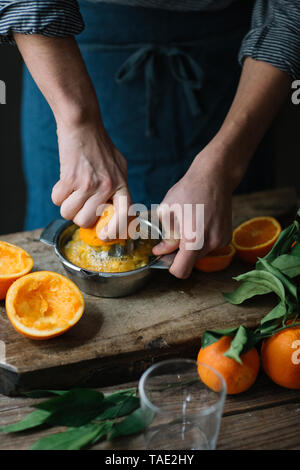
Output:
[79, 203, 125, 247]
[0, 241, 33, 300]
[195, 243, 236, 272]
[232, 216, 281, 264]
[5, 271, 84, 340]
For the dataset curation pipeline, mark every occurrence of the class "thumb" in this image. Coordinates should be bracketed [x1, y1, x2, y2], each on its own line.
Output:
[152, 238, 179, 255]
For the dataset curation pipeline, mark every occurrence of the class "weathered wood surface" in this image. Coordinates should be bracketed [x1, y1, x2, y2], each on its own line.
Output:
[0, 187, 297, 395]
[0, 374, 299, 450]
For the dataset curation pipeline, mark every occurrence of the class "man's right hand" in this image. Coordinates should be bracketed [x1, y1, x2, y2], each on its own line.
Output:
[52, 119, 131, 234]
[13, 34, 131, 236]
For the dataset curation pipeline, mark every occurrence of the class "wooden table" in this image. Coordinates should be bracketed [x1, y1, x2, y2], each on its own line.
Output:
[1, 373, 300, 450]
[0, 187, 299, 450]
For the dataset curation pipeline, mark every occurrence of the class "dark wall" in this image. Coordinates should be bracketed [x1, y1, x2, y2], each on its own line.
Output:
[0, 45, 300, 236]
[0, 45, 24, 235]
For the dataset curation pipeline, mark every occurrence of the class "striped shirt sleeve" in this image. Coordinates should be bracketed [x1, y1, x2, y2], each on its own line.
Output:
[0, 0, 84, 45]
[239, 0, 300, 79]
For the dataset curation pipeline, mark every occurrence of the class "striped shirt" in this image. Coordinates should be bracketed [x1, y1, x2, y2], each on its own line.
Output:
[0, 0, 300, 79]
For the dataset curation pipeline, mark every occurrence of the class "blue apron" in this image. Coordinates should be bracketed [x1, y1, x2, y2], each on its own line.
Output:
[21, 0, 273, 230]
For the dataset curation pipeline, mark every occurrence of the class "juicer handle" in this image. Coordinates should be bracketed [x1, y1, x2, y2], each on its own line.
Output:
[151, 252, 177, 269]
[40, 218, 69, 246]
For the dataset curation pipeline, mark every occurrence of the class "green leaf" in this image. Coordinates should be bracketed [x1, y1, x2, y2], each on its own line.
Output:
[223, 326, 249, 364]
[35, 388, 105, 427]
[263, 219, 299, 263]
[201, 327, 239, 349]
[235, 269, 286, 300]
[97, 395, 140, 421]
[108, 408, 149, 440]
[0, 409, 50, 433]
[272, 254, 300, 278]
[260, 300, 288, 325]
[103, 388, 137, 404]
[223, 279, 271, 305]
[30, 423, 112, 450]
[257, 257, 298, 301]
[291, 243, 300, 257]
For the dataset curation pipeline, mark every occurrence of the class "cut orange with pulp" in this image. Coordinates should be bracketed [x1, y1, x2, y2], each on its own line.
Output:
[232, 216, 281, 264]
[195, 243, 235, 272]
[0, 241, 33, 300]
[79, 203, 125, 247]
[5, 271, 84, 340]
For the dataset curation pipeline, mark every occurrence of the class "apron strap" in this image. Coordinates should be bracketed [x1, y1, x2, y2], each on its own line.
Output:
[116, 45, 205, 137]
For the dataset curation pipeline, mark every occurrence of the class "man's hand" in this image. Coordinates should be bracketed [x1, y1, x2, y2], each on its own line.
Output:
[52, 120, 130, 229]
[14, 34, 131, 233]
[154, 57, 291, 279]
[153, 144, 233, 279]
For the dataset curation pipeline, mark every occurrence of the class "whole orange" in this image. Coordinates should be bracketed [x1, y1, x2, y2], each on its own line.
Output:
[197, 336, 260, 394]
[261, 323, 300, 390]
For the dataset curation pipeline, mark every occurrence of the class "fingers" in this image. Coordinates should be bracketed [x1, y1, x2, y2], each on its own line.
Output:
[169, 246, 201, 279]
[152, 239, 179, 256]
[59, 190, 89, 221]
[52, 179, 73, 207]
[73, 192, 106, 228]
[99, 186, 132, 241]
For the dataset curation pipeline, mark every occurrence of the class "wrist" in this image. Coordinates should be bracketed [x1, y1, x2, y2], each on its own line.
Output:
[193, 135, 249, 192]
[54, 91, 102, 130]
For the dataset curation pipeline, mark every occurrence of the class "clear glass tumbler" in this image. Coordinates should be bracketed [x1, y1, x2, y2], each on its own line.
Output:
[138, 359, 226, 450]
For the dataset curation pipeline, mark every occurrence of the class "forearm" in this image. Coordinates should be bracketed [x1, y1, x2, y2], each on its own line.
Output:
[14, 34, 101, 128]
[202, 57, 292, 189]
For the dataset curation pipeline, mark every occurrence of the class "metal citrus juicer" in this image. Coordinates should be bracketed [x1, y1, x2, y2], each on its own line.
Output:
[78, 203, 137, 261]
[40, 205, 176, 297]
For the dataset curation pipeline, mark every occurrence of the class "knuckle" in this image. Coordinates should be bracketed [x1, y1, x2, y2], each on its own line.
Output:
[62, 174, 75, 188]
[51, 190, 60, 206]
[101, 177, 113, 196]
[73, 213, 89, 228]
[81, 176, 98, 193]
[60, 205, 72, 221]
[207, 235, 221, 252]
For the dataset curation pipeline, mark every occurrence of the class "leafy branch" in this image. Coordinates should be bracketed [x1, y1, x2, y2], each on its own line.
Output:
[202, 209, 300, 363]
[0, 387, 148, 450]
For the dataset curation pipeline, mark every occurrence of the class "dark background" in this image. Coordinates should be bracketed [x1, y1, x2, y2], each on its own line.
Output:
[0, 44, 300, 236]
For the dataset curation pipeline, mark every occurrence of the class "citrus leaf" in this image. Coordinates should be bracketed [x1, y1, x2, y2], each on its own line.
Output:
[257, 258, 298, 301]
[272, 254, 300, 278]
[0, 409, 50, 433]
[30, 423, 112, 450]
[103, 388, 137, 404]
[232, 270, 286, 302]
[35, 388, 105, 427]
[97, 395, 140, 420]
[263, 218, 300, 263]
[223, 326, 249, 364]
[223, 279, 271, 305]
[108, 408, 149, 440]
[260, 300, 288, 325]
[201, 327, 239, 349]
[291, 243, 300, 257]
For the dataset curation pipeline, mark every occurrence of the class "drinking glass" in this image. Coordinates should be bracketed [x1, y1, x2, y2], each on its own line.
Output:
[138, 359, 226, 450]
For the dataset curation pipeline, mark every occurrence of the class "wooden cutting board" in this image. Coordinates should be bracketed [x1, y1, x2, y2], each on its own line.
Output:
[0, 188, 297, 395]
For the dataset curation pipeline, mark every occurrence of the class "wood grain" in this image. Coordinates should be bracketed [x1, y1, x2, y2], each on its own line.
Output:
[1, 374, 299, 450]
[0, 187, 297, 395]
